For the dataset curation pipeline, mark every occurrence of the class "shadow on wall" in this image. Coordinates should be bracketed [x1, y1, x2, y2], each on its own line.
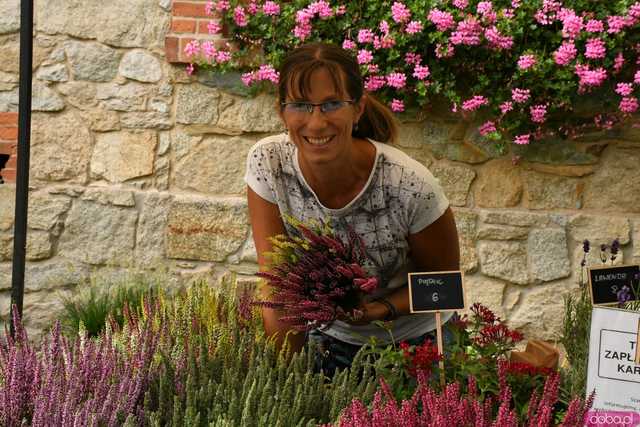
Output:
[0, 154, 9, 184]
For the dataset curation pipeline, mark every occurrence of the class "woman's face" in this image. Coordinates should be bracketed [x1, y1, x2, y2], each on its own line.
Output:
[280, 67, 365, 165]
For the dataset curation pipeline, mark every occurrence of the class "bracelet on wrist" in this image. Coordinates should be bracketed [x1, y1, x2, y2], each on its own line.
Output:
[376, 298, 398, 321]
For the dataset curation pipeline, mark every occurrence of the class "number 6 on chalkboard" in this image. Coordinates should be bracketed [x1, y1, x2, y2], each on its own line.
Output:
[408, 270, 466, 313]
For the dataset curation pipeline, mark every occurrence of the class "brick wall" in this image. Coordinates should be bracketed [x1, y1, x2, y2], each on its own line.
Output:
[165, 0, 224, 63]
[0, 112, 18, 184]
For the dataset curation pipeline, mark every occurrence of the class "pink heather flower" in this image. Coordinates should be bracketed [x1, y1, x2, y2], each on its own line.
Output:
[614, 53, 625, 72]
[575, 65, 607, 87]
[234, 6, 248, 26]
[263, 1, 280, 16]
[616, 83, 634, 96]
[379, 20, 390, 35]
[257, 64, 279, 83]
[585, 38, 606, 59]
[335, 5, 347, 15]
[357, 29, 375, 43]
[607, 15, 628, 34]
[357, 49, 373, 64]
[215, 0, 230, 12]
[386, 72, 407, 88]
[342, 39, 356, 50]
[405, 52, 422, 65]
[479, 121, 497, 135]
[553, 41, 577, 65]
[500, 101, 513, 114]
[406, 21, 423, 34]
[205, 1, 214, 15]
[207, 20, 222, 34]
[514, 134, 530, 145]
[391, 99, 405, 112]
[413, 65, 430, 80]
[512, 88, 530, 103]
[461, 95, 489, 111]
[428, 9, 455, 31]
[368, 63, 379, 73]
[241, 72, 256, 86]
[620, 97, 639, 113]
[453, 0, 468, 9]
[391, 2, 411, 23]
[518, 54, 537, 70]
[183, 40, 200, 58]
[485, 27, 514, 50]
[186, 63, 195, 75]
[215, 50, 231, 63]
[435, 43, 455, 58]
[364, 75, 386, 91]
[561, 12, 583, 38]
[201, 41, 216, 60]
[635, 70, 640, 84]
[585, 19, 604, 32]
[451, 18, 482, 45]
[530, 104, 548, 123]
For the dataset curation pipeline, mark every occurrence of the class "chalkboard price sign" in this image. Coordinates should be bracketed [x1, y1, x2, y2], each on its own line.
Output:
[588, 264, 639, 306]
[408, 270, 465, 313]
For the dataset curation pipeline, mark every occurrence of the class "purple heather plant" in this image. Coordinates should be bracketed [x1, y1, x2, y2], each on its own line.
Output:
[255, 217, 379, 331]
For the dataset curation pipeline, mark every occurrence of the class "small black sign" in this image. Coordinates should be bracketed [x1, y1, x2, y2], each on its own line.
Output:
[408, 270, 465, 313]
[588, 264, 639, 306]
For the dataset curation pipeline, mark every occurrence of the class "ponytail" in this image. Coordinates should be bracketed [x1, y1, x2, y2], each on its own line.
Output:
[353, 95, 399, 144]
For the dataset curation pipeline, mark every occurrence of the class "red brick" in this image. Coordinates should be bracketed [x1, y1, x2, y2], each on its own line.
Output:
[0, 127, 18, 141]
[0, 168, 16, 183]
[0, 142, 16, 155]
[173, 2, 209, 17]
[0, 112, 17, 126]
[165, 36, 180, 63]
[171, 17, 197, 33]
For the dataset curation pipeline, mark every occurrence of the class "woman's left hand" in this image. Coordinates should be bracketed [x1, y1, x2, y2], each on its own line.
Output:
[343, 300, 389, 326]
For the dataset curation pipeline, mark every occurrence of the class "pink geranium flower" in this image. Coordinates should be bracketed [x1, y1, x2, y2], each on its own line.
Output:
[607, 15, 628, 33]
[391, 99, 405, 112]
[530, 104, 548, 123]
[461, 95, 489, 111]
[184, 40, 200, 58]
[233, 6, 248, 27]
[575, 65, 607, 87]
[357, 29, 375, 43]
[514, 134, 530, 145]
[511, 88, 530, 103]
[453, 0, 468, 9]
[485, 26, 513, 50]
[364, 75, 386, 91]
[619, 97, 639, 113]
[405, 52, 422, 65]
[451, 17, 482, 45]
[342, 39, 356, 50]
[553, 40, 577, 65]
[207, 21, 222, 34]
[500, 101, 513, 114]
[413, 65, 430, 80]
[386, 72, 407, 88]
[406, 21, 423, 34]
[428, 9, 455, 31]
[262, 1, 280, 16]
[357, 49, 373, 64]
[616, 83, 634, 96]
[479, 121, 497, 136]
[585, 19, 604, 32]
[635, 70, 640, 84]
[585, 38, 606, 59]
[517, 54, 536, 70]
[560, 12, 583, 38]
[391, 2, 411, 23]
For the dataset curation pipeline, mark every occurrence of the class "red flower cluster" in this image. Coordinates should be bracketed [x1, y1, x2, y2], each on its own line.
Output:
[474, 323, 523, 347]
[400, 339, 442, 377]
[470, 302, 497, 323]
[255, 218, 378, 331]
[504, 361, 554, 377]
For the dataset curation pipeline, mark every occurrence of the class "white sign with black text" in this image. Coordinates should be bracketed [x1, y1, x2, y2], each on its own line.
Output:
[587, 306, 640, 414]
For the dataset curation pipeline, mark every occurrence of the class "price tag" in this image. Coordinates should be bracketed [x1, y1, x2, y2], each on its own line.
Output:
[408, 270, 465, 313]
[588, 264, 639, 306]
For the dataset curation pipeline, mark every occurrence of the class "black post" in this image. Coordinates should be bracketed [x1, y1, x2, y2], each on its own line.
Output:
[10, 0, 34, 337]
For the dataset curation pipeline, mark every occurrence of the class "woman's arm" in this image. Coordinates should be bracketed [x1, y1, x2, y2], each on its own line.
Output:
[354, 207, 461, 323]
[247, 186, 306, 352]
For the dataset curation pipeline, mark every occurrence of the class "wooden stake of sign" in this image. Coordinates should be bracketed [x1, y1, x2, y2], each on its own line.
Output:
[435, 311, 445, 388]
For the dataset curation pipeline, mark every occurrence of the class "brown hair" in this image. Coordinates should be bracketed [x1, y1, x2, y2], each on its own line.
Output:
[278, 42, 399, 144]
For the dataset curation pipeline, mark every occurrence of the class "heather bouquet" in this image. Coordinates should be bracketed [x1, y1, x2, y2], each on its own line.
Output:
[255, 217, 379, 331]
[189, 0, 640, 152]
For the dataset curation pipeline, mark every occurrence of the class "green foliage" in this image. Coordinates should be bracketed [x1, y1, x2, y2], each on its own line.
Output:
[58, 272, 160, 337]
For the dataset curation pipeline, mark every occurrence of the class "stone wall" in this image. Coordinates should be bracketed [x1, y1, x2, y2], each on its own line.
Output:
[0, 0, 639, 340]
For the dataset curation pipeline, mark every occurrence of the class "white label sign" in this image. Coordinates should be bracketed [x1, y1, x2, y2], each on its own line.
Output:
[587, 306, 640, 413]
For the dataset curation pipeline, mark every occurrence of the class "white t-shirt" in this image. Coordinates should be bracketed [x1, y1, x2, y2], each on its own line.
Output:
[244, 133, 452, 345]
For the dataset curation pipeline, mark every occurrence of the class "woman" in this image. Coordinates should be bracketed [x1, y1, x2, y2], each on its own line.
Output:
[244, 42, 460, 372]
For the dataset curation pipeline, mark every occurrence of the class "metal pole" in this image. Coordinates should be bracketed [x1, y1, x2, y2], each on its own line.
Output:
[10, 0, 34, 337]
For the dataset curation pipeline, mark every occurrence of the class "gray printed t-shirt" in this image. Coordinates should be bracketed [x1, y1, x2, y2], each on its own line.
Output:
[244, 133, 452, 345]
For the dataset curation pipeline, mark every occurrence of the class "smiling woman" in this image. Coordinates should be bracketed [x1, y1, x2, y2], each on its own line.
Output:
[244, 42, 460, 373]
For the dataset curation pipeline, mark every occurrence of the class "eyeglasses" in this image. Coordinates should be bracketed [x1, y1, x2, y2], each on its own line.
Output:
[281, 100, 355, 114]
